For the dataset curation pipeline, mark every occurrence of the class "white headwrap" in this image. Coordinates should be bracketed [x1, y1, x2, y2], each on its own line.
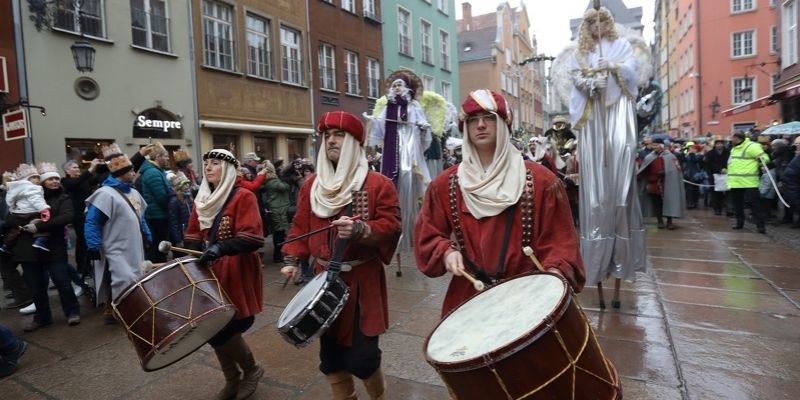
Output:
[194, 149, 238, 230]
[457, 116, 526, 219]
[311, 133, 370, 218]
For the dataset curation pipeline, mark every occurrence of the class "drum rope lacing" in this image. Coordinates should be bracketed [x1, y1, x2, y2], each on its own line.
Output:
[482, 295, 618, 400]
[115, 260, 228, 347]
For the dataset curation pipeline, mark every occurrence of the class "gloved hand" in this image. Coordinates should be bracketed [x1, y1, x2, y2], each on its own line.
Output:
[87, 249, 102, 261]
[21, 224, 37, 233]
[199, 243, 222, 264]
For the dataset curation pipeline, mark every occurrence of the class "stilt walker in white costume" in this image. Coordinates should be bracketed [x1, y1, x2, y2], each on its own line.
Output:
[552, 3, 652, 308]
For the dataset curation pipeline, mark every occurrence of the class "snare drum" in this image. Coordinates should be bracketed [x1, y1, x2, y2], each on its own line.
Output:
[112, 257, 236, 371]
[425, 273, 621, 400]
[277, 271, 349, 347]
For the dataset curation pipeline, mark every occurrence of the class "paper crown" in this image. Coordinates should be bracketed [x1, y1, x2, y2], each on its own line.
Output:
[169, 171, 190, 189]
[173, 148, 191, 162]
[15, 163, 39, 181]
[3, 171, 17, 184]
[102, 143, 133, 174]
[37, 162, 61, 181]
[149, 141, 168, 157]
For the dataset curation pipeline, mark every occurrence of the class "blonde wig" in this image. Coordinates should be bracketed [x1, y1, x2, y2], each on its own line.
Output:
[577, 7, 619, 55]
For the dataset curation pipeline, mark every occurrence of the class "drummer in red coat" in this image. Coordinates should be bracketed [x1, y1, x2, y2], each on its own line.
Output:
[281, 111, 401, 400]
[414, 89, 586, 316]
[184, 149, 265, 400]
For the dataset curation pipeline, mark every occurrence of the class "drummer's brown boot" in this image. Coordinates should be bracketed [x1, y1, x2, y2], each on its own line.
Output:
[326, 371, 357, 400]
[227, 334, 264, 400]
[212, 345, 241, 400]
[362, 367, 386, 400]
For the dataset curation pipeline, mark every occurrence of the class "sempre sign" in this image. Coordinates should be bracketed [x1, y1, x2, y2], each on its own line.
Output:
[136, 115, 182, 132]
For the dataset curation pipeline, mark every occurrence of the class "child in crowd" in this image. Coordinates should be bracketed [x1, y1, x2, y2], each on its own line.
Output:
[167, 172, 193, 247]
[1, 164, 51, 254]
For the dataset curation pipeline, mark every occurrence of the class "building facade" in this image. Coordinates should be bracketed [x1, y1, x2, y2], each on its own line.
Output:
[194, 0, 313, 162]
[775, 0, 800, 122]
[457, 2, 537, 136]
[18, 0, 198, 166]
[381, 0, 459, 105]
[0, 0, 25, 172]
[309, 0, 383, 127]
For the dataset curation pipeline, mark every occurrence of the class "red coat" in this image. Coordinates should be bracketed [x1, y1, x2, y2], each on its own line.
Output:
[639, 154, 665, 194]
[236, 174, 266, 193]
[283, 172, 401, 345]
[185, 187, 264, 319]
[414, 161, 585, 316]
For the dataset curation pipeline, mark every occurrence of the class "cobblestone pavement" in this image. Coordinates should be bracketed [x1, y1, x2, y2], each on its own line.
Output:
[1, 209, 799, 399]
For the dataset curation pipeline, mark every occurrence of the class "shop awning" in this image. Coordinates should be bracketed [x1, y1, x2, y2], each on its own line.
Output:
[721, 95, 776, 118]
[771, 82, 800, 100]
[199, 119, 314, 134]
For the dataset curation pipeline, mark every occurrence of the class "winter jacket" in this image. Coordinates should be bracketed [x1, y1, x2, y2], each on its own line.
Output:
[84, 175, 153, 251]
[783, 154, 800, 208]
[264, 176, 291, 233]
[727, 138, 769, 189]
[168, 196, 192, 244]
[62, 170, 100, 223]
[5, 180, 49, 214]
[139, 160, 173, 220]
[12, 186, 73, 264]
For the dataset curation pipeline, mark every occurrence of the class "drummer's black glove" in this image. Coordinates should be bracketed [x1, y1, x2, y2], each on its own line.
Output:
[87, 249, 102, 261]
[199, 243, 222, 264]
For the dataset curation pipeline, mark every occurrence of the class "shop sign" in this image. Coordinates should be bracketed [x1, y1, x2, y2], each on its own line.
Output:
[3, 109, 27, 141]
[136, 115, 182, 132]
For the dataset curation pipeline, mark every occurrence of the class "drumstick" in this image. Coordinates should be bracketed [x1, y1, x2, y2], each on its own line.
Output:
[461, 270, 485, 291]
[523, 246, 547, 273]
[158, 241, 204, 257]
[278, 215, 362, 246]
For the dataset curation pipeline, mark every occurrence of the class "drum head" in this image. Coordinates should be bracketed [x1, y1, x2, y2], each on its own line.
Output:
[277, 272, 328, 328]
[426, 274, 566, 363]
[143, 307, 235, 371]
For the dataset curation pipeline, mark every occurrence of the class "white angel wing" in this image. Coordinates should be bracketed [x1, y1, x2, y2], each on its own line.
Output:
[617, 24, 653, 88]
[551, 43, 578, 107]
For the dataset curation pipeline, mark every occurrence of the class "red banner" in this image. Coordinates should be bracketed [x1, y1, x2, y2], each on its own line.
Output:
[3, 109, 28, 141]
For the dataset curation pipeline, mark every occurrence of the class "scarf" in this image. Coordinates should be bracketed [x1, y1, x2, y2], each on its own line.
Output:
[381, 97, 408, 184]
[311, 134, 369, 218]
[457, 118, 525, 219]
[194, 160, 237, 230]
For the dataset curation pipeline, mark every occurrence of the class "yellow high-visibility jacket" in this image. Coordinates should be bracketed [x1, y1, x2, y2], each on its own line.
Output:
[727, 138, 769, 189]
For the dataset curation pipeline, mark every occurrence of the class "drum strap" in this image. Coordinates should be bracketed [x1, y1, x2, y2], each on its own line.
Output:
[462, 204, 516, 285]
[208, 187, 240, 246]
[325, 202, 355, 281]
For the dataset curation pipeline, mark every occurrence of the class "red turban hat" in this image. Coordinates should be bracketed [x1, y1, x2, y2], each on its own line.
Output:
[458, 89, 513, 132]
[317, 111, 365, 145]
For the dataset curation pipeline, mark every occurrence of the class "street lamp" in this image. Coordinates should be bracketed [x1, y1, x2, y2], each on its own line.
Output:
[709, 96, 720, 119]
[70, 40, 95, 73]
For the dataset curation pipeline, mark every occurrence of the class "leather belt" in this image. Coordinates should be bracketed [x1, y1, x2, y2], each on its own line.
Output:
[317, 257, 375, 272]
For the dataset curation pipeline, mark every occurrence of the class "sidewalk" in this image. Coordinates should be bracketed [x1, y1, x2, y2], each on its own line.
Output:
[1, 209, 799, 399]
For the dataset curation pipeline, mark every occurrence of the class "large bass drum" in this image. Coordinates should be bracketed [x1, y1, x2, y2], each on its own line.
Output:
[112, 257, 236, 371]
[277, 271, 349, 347]
[424, 272, 621, 400]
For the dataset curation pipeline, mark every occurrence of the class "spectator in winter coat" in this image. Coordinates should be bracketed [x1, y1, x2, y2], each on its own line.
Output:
[703, 140, 730, 215]
[139, 142, 174, 263]
[782, 137, 800, 228]
[167, 172, 193, 246]
[1, 164, 51, 254]
[61, 158, 103, 276]
[263, 161, 291, 263]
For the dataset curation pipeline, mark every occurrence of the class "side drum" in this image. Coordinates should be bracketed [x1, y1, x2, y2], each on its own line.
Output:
[112, 257, 236, 371]
[277, 271, 349, 347]
[424, 273, 621, 400]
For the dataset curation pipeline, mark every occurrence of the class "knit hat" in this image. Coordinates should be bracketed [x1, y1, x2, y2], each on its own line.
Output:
[203, 149, 240, 168]
[459, 89, 513, 132]
[38, 162, 60, 182]
[243, 152, 261, 162]
[169, 171, 190, 191]
[317, 111, 365, 145]
[102, 143, 134, 177]
[15, 163, 39, 181]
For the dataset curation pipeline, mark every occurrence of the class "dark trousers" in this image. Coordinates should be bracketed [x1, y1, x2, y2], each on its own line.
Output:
[319, 306, 381, 379]
[146, 218, 169, 263]
[730, 188, 765, 228]
[272, 230, 286, 263]
[73, 220, 89, 277]
[648, 193, 668, 221]
[0, 256, 31, 302]
[685, 183, 699, 208]
[0, 324, 21, 354]
[711, 190, 726, 213]
[208, 316, 254, 348]
[21, 261, 80, 324]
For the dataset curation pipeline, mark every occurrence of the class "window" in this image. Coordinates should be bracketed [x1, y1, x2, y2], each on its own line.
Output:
[54, 0, 106, 38]
[783, 1, 798, 65]
[441, 81, 451, 101]
[202, 0, 234, 70]
[212, 133, 239, 157]
[363, 0, 376, 18]
[319, 44, 336, 91]
[342, 0, 355, 13]
[733, 76, 755, 104]
[440, 29, 451, 70]
[437, 0, 449, 14]
[732, 30, 755, 58]
[398, 8, 412, 56]
[253, 136, 276, 162]
[131, 0, 169, 52]
[344, 51, 359, 95]
[281, 26, 303, 85]
[421, 20, 433, 64]
[771, 26, 778, 53]
[731, 0, 755, 13]
[423, 75, 434, 91]
[367, 57, 380, 98]
[246, 14, 272, 79]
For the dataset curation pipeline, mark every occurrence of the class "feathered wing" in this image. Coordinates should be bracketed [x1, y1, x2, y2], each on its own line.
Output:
[420, 91, 447, 138]
[371, 96, 388, 118]
[551, 43, 578, 108]
[617, 24, 653, 88]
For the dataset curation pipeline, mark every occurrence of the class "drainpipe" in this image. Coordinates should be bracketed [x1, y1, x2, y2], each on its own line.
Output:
[305, 0, 316, 161]
[695, 0, 703, 137]
[12, 0, 32, 162]
[187, 0, 201, 161]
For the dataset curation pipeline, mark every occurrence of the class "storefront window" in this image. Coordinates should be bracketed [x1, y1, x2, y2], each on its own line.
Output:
[287, 137, 307, 159]
[254, 135, 276, 162]
[65, 138, 115, 169]
[212, 133, 239, 157]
